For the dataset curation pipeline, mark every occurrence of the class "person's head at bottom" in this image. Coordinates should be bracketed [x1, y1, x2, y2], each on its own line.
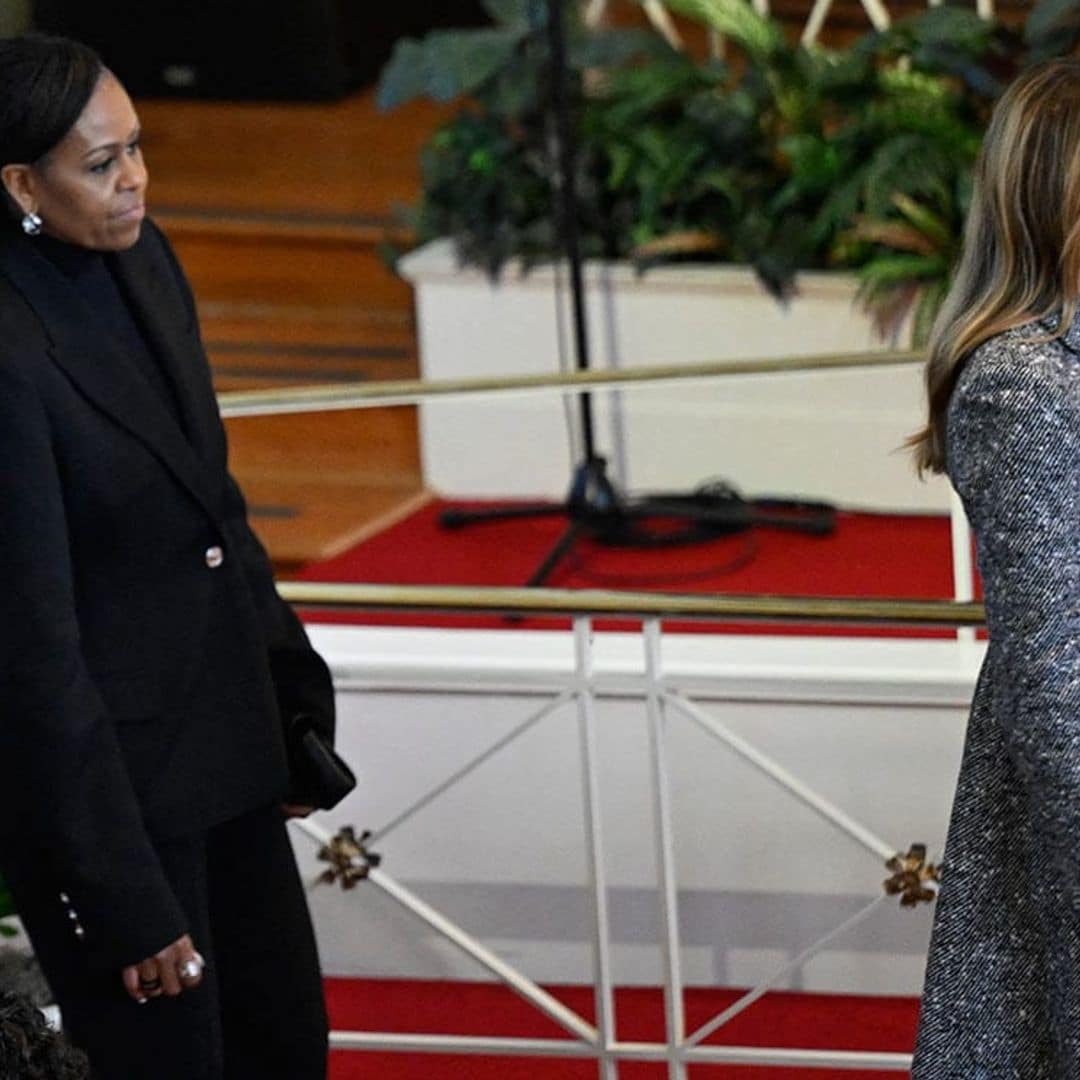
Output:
[0, 991, 90, 1079]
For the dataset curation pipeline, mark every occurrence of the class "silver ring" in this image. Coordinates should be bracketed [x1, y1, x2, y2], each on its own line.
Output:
[178, 956, 204, 981]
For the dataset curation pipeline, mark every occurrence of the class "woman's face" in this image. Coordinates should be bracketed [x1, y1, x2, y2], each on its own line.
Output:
[18, 73, 148, 251]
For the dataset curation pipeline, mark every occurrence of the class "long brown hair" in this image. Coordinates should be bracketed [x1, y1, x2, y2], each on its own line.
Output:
[911, 58, 1080, 474]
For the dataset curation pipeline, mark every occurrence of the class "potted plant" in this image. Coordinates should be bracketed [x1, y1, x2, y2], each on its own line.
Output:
[374, 0, 1079, 507]
[381, 0, 1077, 329]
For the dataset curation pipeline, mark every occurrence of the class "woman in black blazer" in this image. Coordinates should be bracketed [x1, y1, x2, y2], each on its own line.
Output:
[0, 35, 339, 1079]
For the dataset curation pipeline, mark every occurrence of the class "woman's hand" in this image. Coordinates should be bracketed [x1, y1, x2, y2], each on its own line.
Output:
[121, 934, 204, 1004]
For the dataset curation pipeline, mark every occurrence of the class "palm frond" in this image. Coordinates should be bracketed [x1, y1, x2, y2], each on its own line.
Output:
[843, 217, 938, 255]
[891, 193, 955, 253]
[659, 0, 786, 60]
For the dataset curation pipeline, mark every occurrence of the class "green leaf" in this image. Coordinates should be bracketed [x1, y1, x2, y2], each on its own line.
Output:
[427, 29, 529, 103]
[481, 0, 541, 30]
[913, 45, 1004, 98]
[891, 193, 954, 252]
[781, 134, 843, 186]
[572, 28, 675, 68]
[844, 217, 937, 255]
[858, 252, 948, 287]
[377, 28, 528, 110]
[607, 142, 635, 189]
[906, 6, 998, 52]
[696, 168, 743, 210]
[0, 871, 16, 923]
[376, 39, 430, 110]
[803, 167, 867, 251]
[659, 0, 786, 60]
[1024, 0, 1080, 44]
[797, 43, 874, 94]
[753, 249, 799, 299]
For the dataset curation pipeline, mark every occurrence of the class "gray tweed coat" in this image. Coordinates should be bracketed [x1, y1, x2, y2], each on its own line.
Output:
[912, 316, 1080, 1077]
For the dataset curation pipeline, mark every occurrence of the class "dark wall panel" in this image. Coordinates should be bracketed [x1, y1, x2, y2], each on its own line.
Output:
[32, 1, 490, 100]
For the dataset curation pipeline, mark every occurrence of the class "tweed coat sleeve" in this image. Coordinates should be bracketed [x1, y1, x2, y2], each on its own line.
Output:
[0, 357, 188, 969]
[947, 336, 1080, 906]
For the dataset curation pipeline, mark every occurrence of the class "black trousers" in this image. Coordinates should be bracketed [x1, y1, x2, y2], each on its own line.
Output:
[8, 803, 327, 1080]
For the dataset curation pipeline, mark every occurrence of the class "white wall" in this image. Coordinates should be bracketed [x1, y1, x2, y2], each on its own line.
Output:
[402, 243, 951, 512]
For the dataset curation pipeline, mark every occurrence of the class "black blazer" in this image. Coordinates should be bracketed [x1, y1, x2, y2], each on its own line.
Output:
[0, 219, 334, 969]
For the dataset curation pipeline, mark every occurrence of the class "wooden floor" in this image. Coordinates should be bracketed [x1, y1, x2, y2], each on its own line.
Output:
[137, 90, 449, 571]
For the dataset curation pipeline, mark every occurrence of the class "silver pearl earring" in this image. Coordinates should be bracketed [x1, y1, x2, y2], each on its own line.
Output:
[21, 211, 42, 236]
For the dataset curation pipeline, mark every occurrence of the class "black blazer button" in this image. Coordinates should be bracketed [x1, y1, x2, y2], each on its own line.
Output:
[204, 545, 225, 569]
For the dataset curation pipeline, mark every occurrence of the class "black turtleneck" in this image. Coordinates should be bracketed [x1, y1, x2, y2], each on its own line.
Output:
[34, 233, 185, 429]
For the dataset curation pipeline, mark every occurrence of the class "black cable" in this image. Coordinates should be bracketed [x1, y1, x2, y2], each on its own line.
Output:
[562, 533, 761, 588]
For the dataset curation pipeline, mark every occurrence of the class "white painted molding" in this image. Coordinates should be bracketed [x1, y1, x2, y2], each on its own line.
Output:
[310, 623, 982, 706]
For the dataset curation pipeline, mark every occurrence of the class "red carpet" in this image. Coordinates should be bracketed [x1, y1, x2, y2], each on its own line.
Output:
[325, 978, 918, 1078]
[299, 499, 972, 637]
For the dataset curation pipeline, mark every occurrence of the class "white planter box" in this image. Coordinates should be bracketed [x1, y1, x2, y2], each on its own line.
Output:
[400, 241, 951, 512]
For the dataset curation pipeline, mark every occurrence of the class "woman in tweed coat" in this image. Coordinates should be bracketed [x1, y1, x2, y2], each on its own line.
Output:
[910, 60, 1080, 1075]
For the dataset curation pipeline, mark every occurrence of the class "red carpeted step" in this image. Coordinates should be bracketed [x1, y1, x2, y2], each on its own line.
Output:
[324, 978, 918, 1078]
[298, 499, 976, 637]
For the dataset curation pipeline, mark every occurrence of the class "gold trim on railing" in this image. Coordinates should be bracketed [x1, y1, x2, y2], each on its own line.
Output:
[219, 348, 924, 417]
[276, 582, 984, 626]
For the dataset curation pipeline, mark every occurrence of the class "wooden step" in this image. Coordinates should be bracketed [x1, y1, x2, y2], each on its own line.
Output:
[157, 209, 419, 391]
[226, 407, 420, 486]
[138, 94, 448, 219]
[244, 482, 430, 576]
[199, 302, 415, 350]
[226, 406, 424, 574]
[208, 348, 414, 393]
[161, 223, 414, 325]
[135, 89, 444, 570]
[156, 209, 426, 568]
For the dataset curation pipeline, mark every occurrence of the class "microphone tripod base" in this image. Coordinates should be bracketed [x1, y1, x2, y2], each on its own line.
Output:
[440, 457, 836, 589]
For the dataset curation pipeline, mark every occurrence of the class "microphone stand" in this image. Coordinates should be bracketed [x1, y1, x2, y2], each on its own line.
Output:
[440, 0, 834, 587]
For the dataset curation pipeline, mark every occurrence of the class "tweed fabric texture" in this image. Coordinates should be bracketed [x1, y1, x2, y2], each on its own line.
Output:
[912, 318, 1080, 1077]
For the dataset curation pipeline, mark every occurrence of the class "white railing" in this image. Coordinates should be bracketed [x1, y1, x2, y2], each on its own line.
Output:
[283, 591, 975, 1077]
[234, 341, 973, 1074]
[585, 0, 996, 48]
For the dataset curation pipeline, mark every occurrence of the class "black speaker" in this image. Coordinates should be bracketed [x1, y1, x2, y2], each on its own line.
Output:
[32, 0, 351, 100]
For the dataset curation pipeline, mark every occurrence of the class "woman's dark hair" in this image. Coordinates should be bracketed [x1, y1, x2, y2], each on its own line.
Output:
[0, 992, 90, 1079]
[0, 34, 104, 168]
[909, 58, 1080, 473]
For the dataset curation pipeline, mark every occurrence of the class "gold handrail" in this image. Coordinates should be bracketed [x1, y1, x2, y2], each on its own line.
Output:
[219, 348, 924, 417]
[277, 582, 984, 626]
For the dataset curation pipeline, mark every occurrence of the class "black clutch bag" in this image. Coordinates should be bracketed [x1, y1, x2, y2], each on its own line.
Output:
[285, 714, 356, 810]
